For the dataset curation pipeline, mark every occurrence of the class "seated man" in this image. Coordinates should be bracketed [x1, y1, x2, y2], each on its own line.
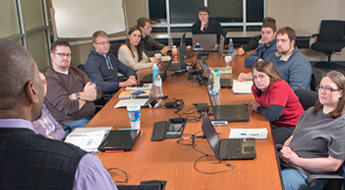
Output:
[237, 17, 277, 56]
[239, 27, 312, 91]
[192, 6, 226, 44]
[244, 17, 277, 68]
[0, 38, 117, 190]
[85, 30, 137, 94]
[45, 40, 101, 133]
[137, 17, 171, 57]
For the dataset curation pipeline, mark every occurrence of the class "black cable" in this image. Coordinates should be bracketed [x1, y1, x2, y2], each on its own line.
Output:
[194, 155, 235, 174]
[107, 167, 128, 183]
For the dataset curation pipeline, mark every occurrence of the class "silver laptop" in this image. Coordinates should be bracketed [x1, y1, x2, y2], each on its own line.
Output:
[201, 113, 256, 160]
[200, 59, 232, 88]
[192, 34, 218, 52]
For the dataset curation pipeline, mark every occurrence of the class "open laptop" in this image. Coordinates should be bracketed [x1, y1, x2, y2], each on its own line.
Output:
[219, 35, 229, 57]
[201, 113, 256, 160]
[206, 83, 249, 122]
[192, 34, 218, 52]
[200, 59, 233, 88]
[140, 55, 174, 83]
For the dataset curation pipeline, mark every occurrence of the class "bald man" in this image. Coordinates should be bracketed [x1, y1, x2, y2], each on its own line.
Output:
[0, 38, 117, 190]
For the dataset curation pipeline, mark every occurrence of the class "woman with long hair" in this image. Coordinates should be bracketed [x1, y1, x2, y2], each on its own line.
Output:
[249, 60, 304, 145]
[118, 26, 153, 70]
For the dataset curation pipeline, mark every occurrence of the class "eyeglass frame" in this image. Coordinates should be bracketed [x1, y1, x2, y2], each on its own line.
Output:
[317, 85, 341, 93]
[53, 52, 72, 57]
[94, 41, 110, 45]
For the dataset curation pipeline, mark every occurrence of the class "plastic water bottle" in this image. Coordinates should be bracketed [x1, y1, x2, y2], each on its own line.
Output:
[228, 38, 234, 56]
[152, 63, 159, 81]
[151, 75, 163, 98]
[212, 69, 220, 95]
[172, 45, 178, 63]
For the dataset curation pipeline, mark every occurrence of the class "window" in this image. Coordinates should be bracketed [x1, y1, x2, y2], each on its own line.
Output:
[148, 0, 265, 32]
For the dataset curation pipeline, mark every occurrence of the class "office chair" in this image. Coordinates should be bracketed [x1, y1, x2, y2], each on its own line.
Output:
[311, 20, 345, 69]
[305, 164, 344, 190]
[310, 67, 325, 91]
[294, 89, 318, 110]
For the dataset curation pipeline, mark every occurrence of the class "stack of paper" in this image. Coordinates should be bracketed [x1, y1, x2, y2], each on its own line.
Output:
[114, 98, 149, 108]
[232, 80, 253, 94]
[125, 83, 152, 91]
[209, 67, 232, 74]
[229, 128, 268, 139]
[64, 127, 112, 152]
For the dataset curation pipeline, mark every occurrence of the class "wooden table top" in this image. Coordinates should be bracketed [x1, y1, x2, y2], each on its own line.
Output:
[87, 52, 283, 190]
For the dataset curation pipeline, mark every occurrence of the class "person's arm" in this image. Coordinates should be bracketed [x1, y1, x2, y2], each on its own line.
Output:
[238, 72, 253, 82]
[242, 35, 261, 52]
[116, 56, 137, 79]
[118, 45, 153, 70]
[257, 105, 285, 121]
[288, 57, 312, 91]
[283, 135, 293, 148]
[73, 154, 117, 190]
[45, 107, 65, 140]
[192, 21, 202, 34]
[84, 57, 121, 93]
[280, 147, 344, 173]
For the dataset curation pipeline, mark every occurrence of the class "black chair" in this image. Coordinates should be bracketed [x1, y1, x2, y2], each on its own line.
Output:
[294, 89, 318, 110]
[310, 67, 326, 91]
[306, 164, 344, 190]
[311, 20, 345, 69]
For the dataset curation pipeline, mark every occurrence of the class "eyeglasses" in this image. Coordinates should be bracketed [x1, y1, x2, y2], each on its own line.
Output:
[54, 52, 72, 57]
[317, 85, 341, 93]
[94, 41, 109, 45]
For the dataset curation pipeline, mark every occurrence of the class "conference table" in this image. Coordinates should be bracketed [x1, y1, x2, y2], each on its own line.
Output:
[87, 52, 283, 190]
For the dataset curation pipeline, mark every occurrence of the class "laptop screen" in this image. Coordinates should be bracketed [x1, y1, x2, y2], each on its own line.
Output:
[201, 113, 221, 156]
[219, 35, 225, 56]
[192, 34, 217, 51]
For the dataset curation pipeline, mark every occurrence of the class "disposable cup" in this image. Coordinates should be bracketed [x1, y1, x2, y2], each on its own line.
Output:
[127, 105, 141, 129]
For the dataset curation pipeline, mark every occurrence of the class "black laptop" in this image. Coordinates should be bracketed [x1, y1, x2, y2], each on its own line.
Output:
[140, 55, 174, 83]
[207, 85, 249, 122]
[200, 59, 233, 88]
[201, 113, 256, 160]
[98, 129, 140, 151]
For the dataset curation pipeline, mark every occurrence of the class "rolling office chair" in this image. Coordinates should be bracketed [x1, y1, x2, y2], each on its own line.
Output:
[311, 20, 345, 69]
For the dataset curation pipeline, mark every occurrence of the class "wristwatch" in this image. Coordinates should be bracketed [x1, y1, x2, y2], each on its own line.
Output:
[75, 92, 81, 99]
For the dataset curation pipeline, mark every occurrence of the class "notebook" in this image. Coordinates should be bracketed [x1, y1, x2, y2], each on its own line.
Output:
[140, 55, 174, 84]
[200, 59, 233, 88]
[192, 34, 218, 52]
[232, 79, 253, 94]
[98, 129, 140, 151]
[207, 84, 250, 122]
[201, 113, 256, 160]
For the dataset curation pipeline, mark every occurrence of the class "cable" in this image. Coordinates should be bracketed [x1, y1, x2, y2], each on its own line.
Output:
[107, 167, 128, 183]
[194, 155, 235, 174]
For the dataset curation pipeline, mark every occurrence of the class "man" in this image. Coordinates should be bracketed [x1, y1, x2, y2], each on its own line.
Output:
[85, 30, 137, 94]
[0, 38, 117, 189]
[244, 17, 277, 68]
[45, 40, 101, 132]
[239, 27, 312, 91]
[137, 17, 171, 57]
[191, 6, 226, 44]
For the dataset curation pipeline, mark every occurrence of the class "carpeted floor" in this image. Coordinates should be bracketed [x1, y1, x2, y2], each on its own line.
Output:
[311, 61, 345, 75]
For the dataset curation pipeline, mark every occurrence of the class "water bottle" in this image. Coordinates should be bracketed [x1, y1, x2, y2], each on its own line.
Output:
[228, 38, 234, 56]
[152, 63, 159, 81]
[212, 69, 220, 95]
[151, 75, 163, 98]
[172, 45, 178, 63]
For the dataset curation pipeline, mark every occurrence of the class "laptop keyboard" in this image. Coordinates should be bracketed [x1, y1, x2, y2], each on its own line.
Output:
[220, 78, 232, 88]
[213, 105, 249, 122]
[220, 139, 243, 158]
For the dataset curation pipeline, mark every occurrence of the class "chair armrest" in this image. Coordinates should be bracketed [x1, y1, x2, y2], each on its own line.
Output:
[306, 173, 343, 184]
[311, 33, 319, 38]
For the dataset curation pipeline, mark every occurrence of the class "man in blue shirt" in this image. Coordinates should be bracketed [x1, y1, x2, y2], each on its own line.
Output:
[239, 27, 311, 91]
[0, 38, 117, 190]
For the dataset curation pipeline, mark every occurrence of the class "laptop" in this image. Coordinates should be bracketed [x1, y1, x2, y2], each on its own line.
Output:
[201, 113, 256, 160]
[98, 129, 140, 151]
[206, 83, 250, 122]
[219, 35, 229, 57]
[200, 59, 233, 88]
[140, 55, 174, 83]
[192, 34, 218, 52]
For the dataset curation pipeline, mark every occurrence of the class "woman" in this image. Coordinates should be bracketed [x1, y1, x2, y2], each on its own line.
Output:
[118, 26, 153, 71]
[191, 6, 226, 44]
[280, 71, 345, 190]
[32, 72, 64, 140]
[249, 61, 304, 145]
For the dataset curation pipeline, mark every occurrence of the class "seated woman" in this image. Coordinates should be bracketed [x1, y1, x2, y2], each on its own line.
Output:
[118, 26, 153, 71]
[248, 61, 304, 145]
[280, 70, 345, 190]
[32, 72, 64, 140]
[191, 6, 226, 44]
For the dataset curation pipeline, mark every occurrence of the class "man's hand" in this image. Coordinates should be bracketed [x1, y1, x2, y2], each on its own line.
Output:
[160, 46, 171, 54]
[83, 82, 96, 91]
[119, 76, 137, 87]
[237, 47, 245, 56]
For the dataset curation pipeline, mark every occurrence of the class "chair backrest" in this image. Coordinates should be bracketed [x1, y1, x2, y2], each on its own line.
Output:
[318, 20, 345, 43]
[310, 67, 326, 91]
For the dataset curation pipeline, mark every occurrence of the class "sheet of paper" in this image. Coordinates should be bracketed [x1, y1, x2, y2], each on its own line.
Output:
[232, 79, 253, 94]
[64, 127, 112, 152]
[114, 99, 148, 108]
[229, 128, 268, 139]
